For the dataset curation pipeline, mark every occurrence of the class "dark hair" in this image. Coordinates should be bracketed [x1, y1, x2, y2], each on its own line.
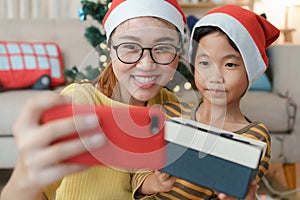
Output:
[190, 26, 239, 73]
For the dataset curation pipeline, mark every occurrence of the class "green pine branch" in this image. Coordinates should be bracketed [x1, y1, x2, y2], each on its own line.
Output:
[84, 26, 106, 47]
[81, 0, 110, 24]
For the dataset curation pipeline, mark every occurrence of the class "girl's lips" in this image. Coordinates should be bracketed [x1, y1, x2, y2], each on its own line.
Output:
[132, 75, 158, 89]
[207, 89, 226, 97]
[208, 89, 225, 92]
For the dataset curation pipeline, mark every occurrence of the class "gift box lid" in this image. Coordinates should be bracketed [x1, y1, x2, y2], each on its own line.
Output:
[165, 117, 267, 169]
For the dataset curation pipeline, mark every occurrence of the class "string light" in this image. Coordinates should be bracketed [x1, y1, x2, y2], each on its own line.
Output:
[99, 55, 107, 62]
[184, 82, 192, 90]
[173, 85, 181, 93]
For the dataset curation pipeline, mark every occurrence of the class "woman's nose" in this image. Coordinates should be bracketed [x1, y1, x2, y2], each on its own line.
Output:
[136, 49, 157, 70]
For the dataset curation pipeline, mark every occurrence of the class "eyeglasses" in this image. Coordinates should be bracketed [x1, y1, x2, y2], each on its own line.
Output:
[112, 42, 180, 65]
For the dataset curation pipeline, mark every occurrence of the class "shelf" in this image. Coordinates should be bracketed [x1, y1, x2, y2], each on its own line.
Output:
[179, 0, 253, 10]
[280, 28, 296, 43]
[180, 2, 221, 8]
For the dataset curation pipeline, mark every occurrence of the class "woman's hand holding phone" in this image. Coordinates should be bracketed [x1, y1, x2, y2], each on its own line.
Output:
[1, 93, 105, 200]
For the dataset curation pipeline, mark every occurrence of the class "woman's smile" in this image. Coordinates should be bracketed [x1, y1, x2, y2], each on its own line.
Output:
[131, 75, 159, 88]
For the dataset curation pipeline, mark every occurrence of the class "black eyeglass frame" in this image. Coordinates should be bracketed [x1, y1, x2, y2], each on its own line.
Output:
[111, 42, 181, 65]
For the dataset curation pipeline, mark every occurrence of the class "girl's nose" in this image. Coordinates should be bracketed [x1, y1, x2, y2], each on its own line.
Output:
[210, 71, 224, 83]
[200, 65, 224, 83]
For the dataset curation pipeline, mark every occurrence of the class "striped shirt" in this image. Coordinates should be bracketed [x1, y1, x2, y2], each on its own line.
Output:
[132, 101, 271, 200]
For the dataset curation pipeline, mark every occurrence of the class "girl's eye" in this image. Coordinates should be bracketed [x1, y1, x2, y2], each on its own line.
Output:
[197, 61, 209, 67]
[226, 63, 238, 68]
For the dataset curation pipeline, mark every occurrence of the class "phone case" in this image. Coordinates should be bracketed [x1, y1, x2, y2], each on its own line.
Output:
[41, 104, 166, 169]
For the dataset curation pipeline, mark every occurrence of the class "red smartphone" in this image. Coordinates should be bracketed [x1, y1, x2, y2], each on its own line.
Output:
[41, 104, 166, 169]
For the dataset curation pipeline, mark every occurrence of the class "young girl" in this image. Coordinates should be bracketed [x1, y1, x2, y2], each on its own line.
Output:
[1, 0, 186, 199]
[136, 5, 280, 200]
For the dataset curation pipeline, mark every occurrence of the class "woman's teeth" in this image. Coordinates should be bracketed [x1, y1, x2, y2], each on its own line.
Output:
[133, 76, 156, 84]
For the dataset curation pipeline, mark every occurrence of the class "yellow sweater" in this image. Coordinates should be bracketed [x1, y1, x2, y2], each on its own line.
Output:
[43, 83, 178, 200]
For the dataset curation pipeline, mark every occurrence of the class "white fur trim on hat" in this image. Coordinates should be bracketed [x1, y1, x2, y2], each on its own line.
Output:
[103, 0, 185, 41]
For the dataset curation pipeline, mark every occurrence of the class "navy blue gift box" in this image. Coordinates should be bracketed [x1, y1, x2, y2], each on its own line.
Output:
[162, 118, 267, 199]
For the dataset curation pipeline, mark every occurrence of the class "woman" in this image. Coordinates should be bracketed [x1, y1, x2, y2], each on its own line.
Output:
[1, 0, 186, 199]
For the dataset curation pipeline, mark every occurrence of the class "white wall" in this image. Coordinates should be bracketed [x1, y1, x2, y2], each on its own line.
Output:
[1, 0, 299, 44]
[0, 0, 81, 19]
[254, 0, 300, 44]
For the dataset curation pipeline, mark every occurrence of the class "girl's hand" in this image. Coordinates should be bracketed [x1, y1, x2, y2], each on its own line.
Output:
[139, 170, 177, 195]
[218, 180, 258, 200]
[1, 93, 105, 200]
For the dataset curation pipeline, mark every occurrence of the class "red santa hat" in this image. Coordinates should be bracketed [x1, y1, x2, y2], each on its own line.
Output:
[189, 5, 280, 87]
[103, 0, 186, 41]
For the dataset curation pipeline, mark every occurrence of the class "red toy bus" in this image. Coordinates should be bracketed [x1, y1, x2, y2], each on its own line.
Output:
[0, 41, 64, 90]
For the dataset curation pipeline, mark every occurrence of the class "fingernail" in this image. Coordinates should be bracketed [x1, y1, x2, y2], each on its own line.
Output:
[84, 115, 99, 127]
[89, 134, 105, 146]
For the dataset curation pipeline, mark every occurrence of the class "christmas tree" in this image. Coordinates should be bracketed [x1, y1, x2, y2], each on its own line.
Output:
[64, 0, 195, 93]
[64, 0, 111, 83]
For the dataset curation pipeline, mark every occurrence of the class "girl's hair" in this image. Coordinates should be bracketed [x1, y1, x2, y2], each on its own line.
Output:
[95, 17, 183, 100]
[190, 26, 239, 73]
